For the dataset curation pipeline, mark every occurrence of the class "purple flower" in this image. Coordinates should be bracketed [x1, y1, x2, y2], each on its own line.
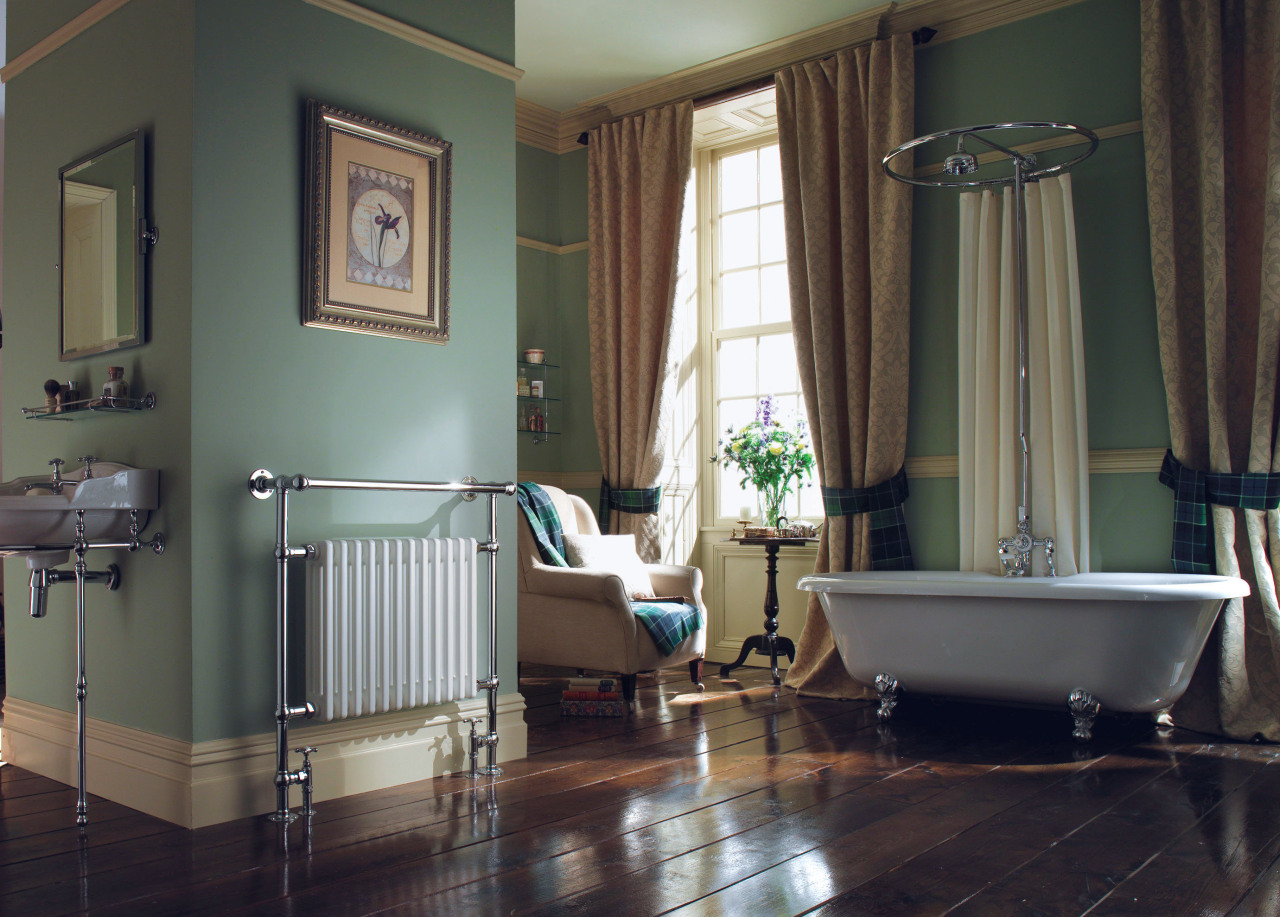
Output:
[375, 203, 401, 238]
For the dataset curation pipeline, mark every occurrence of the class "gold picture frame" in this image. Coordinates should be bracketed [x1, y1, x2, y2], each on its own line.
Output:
[304, 100, 451, 343]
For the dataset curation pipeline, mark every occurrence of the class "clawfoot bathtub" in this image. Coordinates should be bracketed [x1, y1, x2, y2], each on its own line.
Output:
[798, 571, 1249, 739]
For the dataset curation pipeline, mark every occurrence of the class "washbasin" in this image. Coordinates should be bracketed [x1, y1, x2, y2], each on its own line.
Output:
[0, 462, 159, 567]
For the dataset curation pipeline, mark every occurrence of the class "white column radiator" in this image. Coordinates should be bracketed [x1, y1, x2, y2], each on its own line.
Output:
[305, 538, 478, 722]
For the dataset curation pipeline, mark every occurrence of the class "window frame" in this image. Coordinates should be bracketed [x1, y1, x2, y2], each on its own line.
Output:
[694, 131, 818, 531]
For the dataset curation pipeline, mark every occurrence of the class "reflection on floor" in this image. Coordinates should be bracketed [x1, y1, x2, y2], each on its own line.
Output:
[0, 664, 1278, 915]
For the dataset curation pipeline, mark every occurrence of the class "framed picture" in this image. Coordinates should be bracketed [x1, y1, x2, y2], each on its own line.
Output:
[304, 100, 451, 343]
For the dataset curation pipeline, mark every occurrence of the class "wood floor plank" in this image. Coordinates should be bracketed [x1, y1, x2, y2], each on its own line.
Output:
[1083, 746, 1280, 916]
[0, 667, 1275, 917]
[658, 715, 1153, 917]
[940, 744, 1279, 916]
[21, 691, 867, 916]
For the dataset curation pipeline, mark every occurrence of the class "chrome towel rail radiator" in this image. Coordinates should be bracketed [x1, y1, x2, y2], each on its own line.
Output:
[248, 469, 515, 823]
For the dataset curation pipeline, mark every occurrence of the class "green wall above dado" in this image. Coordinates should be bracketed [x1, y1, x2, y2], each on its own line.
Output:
[3, 0, 517, 746]
[515, 0, 1173, 572]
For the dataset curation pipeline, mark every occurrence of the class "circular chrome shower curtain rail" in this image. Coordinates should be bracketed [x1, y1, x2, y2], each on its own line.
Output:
[881, 121, 1099, 188]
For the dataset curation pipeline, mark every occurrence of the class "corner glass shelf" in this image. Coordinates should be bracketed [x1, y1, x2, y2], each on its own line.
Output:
[22, 392, 157, 420]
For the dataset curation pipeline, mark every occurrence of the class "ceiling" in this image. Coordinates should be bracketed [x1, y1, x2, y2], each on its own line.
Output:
[514, 0, 893, 112]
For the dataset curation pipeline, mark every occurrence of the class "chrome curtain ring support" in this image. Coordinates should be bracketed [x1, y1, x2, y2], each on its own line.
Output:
[881, 121, 1099, 189]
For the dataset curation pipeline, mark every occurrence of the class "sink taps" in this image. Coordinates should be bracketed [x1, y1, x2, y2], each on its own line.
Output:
[24, 458, 79, 495]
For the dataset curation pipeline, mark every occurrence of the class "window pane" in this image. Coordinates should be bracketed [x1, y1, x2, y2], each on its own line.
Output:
[720, 464, 756, 520]
[719, 211, 758, 271]
[719, 396, 757, 436]
[760, 264, 790, 324]
[717, 336, 757, 398]
[759, 332, 797, 395]
[759, 203, 786, 263]
[719, 269, 759, 328]
[719, 149, 757, 212]
[758, 144, 782, 203]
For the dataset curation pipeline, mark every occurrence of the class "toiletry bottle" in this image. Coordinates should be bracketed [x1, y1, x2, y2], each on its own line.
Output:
[102, 366, 127, 407]
[517, 368, 530, 397]
[64, 380, 80, 411]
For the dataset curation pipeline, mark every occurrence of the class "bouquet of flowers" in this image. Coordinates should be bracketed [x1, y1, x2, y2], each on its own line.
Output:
[713, 395, 816, 528]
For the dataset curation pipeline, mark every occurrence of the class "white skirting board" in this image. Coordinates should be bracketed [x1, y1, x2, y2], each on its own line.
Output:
[0, 692, 527, 829]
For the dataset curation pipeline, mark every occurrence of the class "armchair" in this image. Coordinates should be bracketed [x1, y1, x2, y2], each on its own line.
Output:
[516, 484, 706, 702]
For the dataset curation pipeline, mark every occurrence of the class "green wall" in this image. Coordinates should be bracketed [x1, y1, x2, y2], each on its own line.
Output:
[515, 144, 596, 495]
[4, 0, 517, 745]
[518, 0, 1174, 572]
[3, 0, 195, 739]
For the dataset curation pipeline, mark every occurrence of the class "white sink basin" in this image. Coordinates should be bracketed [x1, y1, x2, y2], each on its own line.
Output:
[0, 463, 159, 567]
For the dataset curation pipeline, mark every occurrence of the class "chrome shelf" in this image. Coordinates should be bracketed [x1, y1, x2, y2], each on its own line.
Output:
[22, 392, 157, 420]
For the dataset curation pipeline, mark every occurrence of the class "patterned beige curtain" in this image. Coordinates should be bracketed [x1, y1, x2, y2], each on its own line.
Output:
[587, 102, 693, 562]
[1142, 0, 1280, 738]
[777, 35, 915, 698]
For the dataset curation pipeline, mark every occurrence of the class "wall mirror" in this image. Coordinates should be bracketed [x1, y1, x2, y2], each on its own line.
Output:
[59, 129, 152, 360]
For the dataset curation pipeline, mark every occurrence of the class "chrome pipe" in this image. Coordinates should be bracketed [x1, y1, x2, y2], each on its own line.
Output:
[74, 513, 89, 826]
[483, 493, 502, 776]
[293, 476, 515, 496]
[269, 483, 297, 823]
[1013, 155, 1030, 529]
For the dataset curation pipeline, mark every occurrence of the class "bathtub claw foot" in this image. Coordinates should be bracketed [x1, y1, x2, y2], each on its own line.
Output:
[1068, 688, 1100, 741]
[874, 673, 900, 722]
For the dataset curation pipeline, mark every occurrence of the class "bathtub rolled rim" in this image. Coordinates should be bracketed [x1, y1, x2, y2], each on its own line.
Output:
[796, 570, 1250, 602]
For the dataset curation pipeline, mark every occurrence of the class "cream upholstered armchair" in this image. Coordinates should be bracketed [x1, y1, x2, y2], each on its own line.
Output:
[516, 484, 706, 702]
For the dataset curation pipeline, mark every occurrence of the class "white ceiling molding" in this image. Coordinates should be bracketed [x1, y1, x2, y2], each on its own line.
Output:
[302, 0, 524, 82]
[517, 0, 1092, 154]
[1, 0, 133, 83]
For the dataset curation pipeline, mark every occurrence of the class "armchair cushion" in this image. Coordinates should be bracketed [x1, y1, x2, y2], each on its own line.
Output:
[562, 533, 655, 600]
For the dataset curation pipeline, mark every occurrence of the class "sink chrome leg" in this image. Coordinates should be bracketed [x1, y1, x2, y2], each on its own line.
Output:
[74, 513, 89, 826]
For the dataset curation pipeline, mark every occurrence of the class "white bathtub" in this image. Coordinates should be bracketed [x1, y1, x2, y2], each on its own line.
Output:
[798, 571, 1249, 734]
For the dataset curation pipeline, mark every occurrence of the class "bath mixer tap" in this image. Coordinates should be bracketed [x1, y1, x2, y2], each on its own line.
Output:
[24, 458, 79, 494]
[997, 514, 1055, 577]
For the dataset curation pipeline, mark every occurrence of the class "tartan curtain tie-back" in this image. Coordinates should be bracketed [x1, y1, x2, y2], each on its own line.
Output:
[597, 478, 663, 533]
[820, 466, 914, 571]
[1158, 449, 1280, 574]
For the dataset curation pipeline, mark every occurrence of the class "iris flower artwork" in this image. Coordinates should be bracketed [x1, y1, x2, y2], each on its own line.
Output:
[347, 163, 414, 291]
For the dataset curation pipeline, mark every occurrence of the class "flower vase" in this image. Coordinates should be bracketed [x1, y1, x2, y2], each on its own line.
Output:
[758, 491, 785, 532]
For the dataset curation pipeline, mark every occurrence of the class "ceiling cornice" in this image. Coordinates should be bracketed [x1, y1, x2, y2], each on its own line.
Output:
[517, 0, 1093, 154]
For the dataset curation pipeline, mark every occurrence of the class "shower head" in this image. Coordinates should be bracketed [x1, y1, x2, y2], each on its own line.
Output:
[943, 135, 979, 175]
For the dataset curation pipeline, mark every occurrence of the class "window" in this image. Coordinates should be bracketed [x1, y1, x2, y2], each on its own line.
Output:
[659, 93, 820, 563]
[702, 136, 821, 525]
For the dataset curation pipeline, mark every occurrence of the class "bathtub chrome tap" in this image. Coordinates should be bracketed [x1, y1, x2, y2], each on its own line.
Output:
[997, 513, 1056, 577]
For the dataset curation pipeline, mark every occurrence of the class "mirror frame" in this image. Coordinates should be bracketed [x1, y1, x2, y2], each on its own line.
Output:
[58, 129, 148, 361]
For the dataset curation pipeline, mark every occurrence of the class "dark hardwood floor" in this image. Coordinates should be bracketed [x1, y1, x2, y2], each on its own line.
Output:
[2, 665, 1280, 916]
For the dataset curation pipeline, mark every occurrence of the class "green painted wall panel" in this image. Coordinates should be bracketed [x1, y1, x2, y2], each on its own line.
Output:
[2, 0, 195, 739]
[189, 0, 516, 742]
[522, 0, 1173, 576]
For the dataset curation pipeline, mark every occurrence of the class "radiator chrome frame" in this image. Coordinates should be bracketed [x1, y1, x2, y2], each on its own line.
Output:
[249, 469, 515, 822]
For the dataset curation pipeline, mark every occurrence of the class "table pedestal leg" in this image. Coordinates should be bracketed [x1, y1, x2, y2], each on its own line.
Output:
[718, 543, 795, 686]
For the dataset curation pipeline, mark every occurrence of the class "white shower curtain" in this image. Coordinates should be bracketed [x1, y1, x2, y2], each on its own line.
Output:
[958, 174, 1090, 576]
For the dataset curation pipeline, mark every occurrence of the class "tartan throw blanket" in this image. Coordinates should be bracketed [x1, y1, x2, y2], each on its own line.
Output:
[516, 482, 568, 567]
[1158, 450, 1280, 574]
[630, 601, 703, 656]
[820, 466, 914, 571]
